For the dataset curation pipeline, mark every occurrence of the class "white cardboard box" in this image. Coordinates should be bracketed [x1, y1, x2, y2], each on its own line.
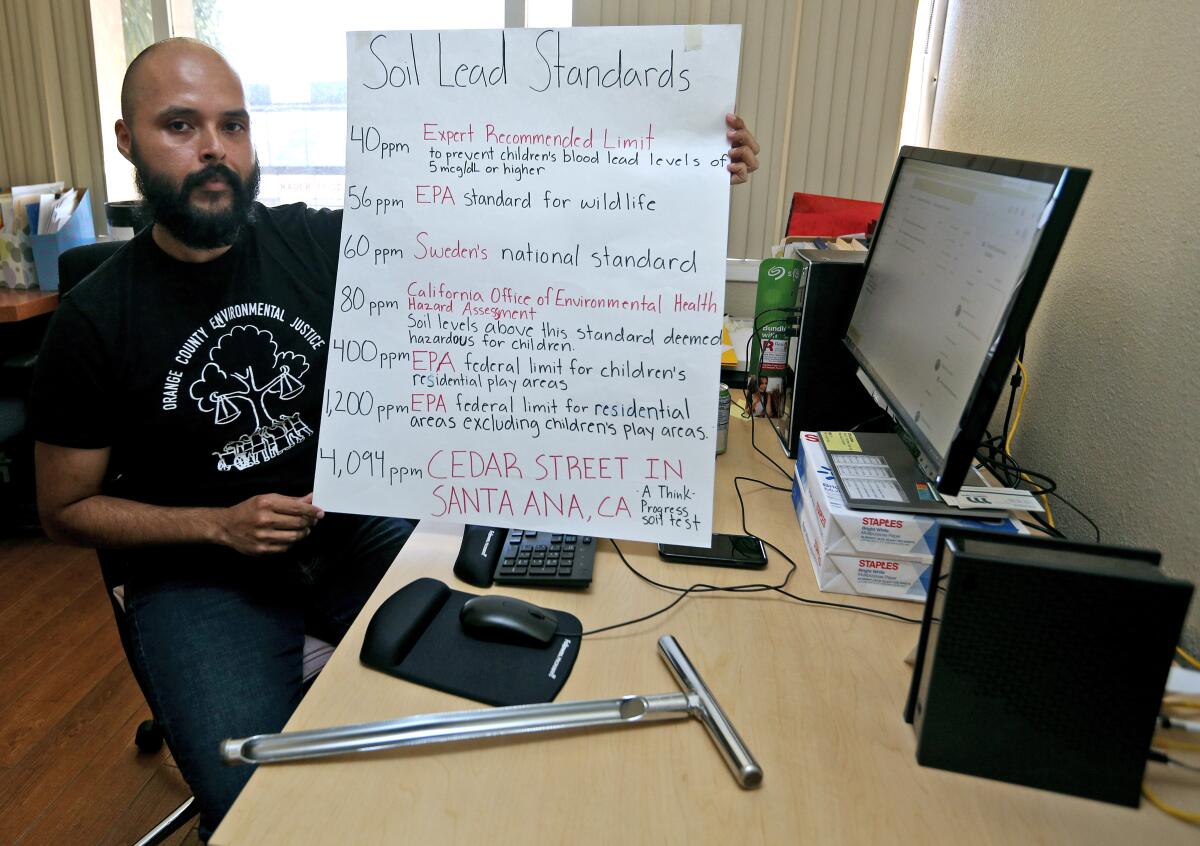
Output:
[791, 431, 1025, 602]
[795, 495, 932, 602]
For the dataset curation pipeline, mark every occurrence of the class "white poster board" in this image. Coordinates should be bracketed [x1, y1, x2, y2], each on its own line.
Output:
[315, 25, 741, 544]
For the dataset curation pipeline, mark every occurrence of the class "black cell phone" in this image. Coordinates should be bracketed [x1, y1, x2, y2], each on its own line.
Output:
[657, 533, 769, 569]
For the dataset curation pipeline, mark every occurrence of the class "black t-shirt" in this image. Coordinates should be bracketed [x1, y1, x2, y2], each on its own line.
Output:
[31, 203, 344, 508]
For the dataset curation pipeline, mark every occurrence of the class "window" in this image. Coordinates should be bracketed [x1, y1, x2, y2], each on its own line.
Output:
[91, 1, 572, 207]
[899, 0, 949, 149]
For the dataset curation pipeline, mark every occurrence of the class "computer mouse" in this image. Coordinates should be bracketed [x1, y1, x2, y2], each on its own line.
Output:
[459, 595, 559, 647]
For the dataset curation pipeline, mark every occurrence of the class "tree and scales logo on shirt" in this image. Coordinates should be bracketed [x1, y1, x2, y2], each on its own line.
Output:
[173, 322, 316, 472]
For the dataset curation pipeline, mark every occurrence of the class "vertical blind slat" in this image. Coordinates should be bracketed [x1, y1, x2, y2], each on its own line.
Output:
[575, 0, 917, 257]
[769, 0, 804, 247]
[876, 2, 914, 194]
[842, 0, 874, 197]
[0, 3, 21, 185]
[855, 0, 891, 201]
[13, 0, 44, 182]
[740, 0, 777, 256]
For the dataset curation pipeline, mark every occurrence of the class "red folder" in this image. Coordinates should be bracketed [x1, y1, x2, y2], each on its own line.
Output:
[785, 192, 882, 238]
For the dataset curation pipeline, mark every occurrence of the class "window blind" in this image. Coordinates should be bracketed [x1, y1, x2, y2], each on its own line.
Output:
[573, 0, 918, 258]
[0, 0, 108, 225]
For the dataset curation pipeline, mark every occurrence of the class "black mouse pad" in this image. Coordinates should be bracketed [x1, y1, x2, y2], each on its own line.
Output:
[359, 577, 582, 706]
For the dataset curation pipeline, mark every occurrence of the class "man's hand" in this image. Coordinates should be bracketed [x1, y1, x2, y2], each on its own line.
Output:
[217, 493, 325, 556]
[726, 113, 760, 185]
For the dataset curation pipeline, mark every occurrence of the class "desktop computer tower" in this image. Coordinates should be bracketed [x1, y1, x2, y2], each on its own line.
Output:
[767, 250, 881, 458]
[905, 528, 1193, 807]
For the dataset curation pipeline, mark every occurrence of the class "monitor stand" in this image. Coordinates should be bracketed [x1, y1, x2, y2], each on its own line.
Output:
[820, 430, 1006, 519]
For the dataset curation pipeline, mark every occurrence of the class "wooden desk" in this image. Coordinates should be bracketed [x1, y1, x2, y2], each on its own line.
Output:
[0, 289, 57, 322]
[213, 416, 1197, 845]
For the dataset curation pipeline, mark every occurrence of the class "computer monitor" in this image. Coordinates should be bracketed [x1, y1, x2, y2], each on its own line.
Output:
[844, 147, 1090, 496]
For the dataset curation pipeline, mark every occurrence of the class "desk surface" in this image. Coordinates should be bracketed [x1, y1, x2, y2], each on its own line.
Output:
[213, 416, 1197, 845]
[0, 288, 57, 322]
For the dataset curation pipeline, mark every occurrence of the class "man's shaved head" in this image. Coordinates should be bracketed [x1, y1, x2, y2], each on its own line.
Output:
[115, 37, 257, 254]
[121, 38, 240, 123]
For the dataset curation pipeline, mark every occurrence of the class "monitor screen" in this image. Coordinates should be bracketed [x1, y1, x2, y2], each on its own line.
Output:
[845, 147, 1089, 494]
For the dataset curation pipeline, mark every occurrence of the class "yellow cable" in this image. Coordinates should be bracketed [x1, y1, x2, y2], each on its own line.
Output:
[1004, 358, 1029, 455]
[1143, 783, 1200, 824]
[1178, 647, 1200, 671]
[1155, 737, 1200, 752]
[1000, 359, 1052, 521]
[1163, 697, 1200, 708]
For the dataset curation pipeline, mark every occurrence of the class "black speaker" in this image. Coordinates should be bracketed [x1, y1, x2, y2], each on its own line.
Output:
[905, 528, 1193, 807]
[767, 250, 882, 458]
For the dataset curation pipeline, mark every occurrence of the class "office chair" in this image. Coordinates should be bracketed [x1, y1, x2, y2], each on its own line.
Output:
[0, 398, 31, 524]
[0, 266, 56, 531]
[56, 242, 335, 846]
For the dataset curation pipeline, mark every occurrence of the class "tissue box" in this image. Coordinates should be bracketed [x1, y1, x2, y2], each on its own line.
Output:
[791, 431, 1025, 602]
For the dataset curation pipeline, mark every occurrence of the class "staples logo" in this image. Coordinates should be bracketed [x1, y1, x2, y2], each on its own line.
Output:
[859, 559, 900, 571]
[804, 432, 820, 443]
[862, 517, 903, 528]
[814, 500, 827, 528]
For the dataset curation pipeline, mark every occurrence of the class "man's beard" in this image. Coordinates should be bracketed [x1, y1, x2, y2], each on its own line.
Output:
[132, 147, 260, 250]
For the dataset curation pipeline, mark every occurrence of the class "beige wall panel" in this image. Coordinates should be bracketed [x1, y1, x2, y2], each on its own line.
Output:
[930, 0, 1200, 642]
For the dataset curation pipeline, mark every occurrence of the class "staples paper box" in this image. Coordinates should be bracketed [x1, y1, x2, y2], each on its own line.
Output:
[791, 431, 1024, 602]
[794, 494, 931, 602]
[794, 432, 1024, 558]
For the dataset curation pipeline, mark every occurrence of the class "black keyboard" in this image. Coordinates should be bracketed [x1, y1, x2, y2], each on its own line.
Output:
[492, 530, 596, 588]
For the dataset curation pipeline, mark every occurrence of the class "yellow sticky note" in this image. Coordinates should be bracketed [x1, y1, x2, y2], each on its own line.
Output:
[821, 431, 861, 453]
[720, 325, 738, 365]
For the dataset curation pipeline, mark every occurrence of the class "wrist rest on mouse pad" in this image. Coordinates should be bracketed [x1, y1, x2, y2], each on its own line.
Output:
[359, 577, 582, 706]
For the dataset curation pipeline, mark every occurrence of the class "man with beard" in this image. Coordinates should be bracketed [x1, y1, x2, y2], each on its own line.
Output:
[30, 39, 420, 841]
[31, 38, 758, 839]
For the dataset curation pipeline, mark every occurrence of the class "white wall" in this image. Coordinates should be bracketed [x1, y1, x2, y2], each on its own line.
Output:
[930, 0, 1200, 640]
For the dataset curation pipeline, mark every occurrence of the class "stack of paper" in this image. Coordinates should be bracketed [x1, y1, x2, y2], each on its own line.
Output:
[791, 432, 1028, 603]
[1, 182, 66, 289]
[28, 187, 86, 235]
[1, 182, 95, 291]
[772, 235, 870, 259]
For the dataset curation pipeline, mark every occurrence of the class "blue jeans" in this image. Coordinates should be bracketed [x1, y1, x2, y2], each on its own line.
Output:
[120, 514, 416, 841]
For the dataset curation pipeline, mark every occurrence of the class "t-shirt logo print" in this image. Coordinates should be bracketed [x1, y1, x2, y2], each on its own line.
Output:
[189, 324, 315, 471]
